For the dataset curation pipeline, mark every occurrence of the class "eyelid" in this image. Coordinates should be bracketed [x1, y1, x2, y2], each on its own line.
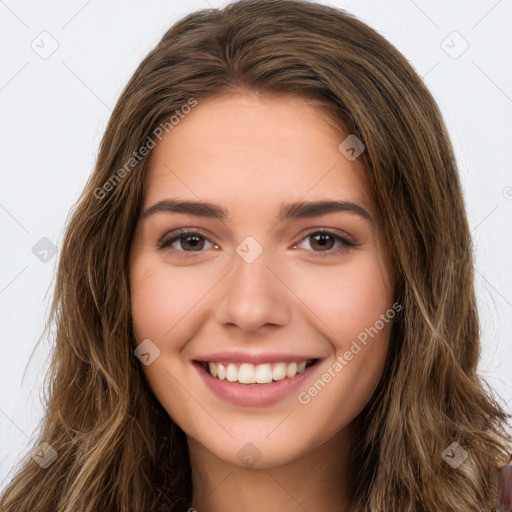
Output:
[156, 228, 216, 251]
[298, 227, 357, 246]
[157, 226, 358, 258]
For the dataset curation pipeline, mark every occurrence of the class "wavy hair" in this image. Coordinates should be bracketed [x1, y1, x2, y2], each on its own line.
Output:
[1, 0, 510, 510]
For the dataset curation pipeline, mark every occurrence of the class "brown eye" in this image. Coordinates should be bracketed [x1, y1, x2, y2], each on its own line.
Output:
[176, 234, 206, 251]
[308, 233, 336, 251]
[157, 230, 214, 253]
[294, 230, 357, 257]
[157, 228, 357, 259]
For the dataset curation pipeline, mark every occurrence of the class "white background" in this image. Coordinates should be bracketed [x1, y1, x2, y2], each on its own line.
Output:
[1, 0, 511, 492]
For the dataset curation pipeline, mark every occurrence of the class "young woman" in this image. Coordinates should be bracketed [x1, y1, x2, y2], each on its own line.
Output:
[1, 0, 511, 510]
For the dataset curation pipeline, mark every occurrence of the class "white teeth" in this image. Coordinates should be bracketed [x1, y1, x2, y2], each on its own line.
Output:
[273, 362, 287, 381]
[216, 363, 226, 380]
[226, 363, 238, 382]
[255, 363, 273, 383]
[238, 363, 256, 384]
[205, 360, 312, 384]
[286, 362, 298, 377]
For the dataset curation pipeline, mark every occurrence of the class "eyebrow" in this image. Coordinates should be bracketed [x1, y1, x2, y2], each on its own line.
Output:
[140, 198, 374, 224]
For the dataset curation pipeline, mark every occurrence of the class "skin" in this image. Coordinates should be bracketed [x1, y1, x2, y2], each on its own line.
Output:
[129, 92, 394, 512]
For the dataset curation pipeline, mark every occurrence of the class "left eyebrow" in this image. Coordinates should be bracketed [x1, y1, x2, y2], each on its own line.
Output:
[139, 198, 374, 224]
[278, 199, 374, 224]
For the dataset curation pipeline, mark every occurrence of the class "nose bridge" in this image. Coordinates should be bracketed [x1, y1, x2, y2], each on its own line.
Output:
[214, 235, 291, 332]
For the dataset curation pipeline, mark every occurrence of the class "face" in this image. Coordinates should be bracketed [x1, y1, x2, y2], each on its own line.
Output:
[129, 92, 394, 469]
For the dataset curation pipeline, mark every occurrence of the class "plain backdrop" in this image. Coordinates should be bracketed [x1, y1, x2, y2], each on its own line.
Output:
[1, 0, 511, 492]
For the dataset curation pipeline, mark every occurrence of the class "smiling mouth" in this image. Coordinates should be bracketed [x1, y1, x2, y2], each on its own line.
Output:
[196, 359, 319, 385]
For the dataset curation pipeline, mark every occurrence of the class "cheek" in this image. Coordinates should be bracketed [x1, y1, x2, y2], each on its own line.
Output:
[131, 264, 173, 342]
[292, 255, 392, 427]
[300, 251, 392, 344]
[294, 249, 393, 410]
[129, 260, 208, 419]
[130, 260, 207, 344]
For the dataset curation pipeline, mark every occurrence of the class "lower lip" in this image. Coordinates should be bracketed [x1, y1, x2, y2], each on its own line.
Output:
[193, 360, 321, 407]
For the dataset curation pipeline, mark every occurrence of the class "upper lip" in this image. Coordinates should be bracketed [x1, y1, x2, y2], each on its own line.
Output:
[193, 351, 322, 365]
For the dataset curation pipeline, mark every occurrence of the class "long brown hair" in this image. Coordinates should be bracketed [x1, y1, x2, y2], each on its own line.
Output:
[1, 1, 510, 510]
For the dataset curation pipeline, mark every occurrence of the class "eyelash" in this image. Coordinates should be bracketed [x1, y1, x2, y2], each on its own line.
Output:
[156, 228, 357, 259]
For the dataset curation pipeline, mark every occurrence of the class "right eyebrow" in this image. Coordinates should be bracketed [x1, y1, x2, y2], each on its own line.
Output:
[140, 199, 229, 221]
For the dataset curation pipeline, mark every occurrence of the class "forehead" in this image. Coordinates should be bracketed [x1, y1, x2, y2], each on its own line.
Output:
[144, 93, 370, 211]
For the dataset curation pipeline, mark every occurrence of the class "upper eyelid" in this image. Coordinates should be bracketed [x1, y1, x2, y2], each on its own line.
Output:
[158, 227, 356, 250]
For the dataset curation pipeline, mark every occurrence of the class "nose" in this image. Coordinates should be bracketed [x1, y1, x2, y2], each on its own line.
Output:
[213, 244, 292, 333]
